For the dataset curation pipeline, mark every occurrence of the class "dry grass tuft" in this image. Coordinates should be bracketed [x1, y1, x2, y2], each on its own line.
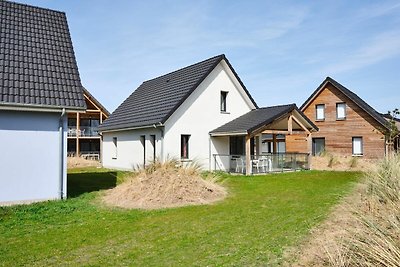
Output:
[67, 156, 100, 169]
[291, 154, 400, 266]
[311, 154, 376, 172]
[338, 154, 400, 267]
[102, 158, 227, 210]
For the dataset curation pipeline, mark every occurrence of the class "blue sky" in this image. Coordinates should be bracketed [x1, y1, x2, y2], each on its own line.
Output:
[17, 0, 400, 113]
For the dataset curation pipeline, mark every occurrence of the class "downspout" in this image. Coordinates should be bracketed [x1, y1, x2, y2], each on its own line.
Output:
[208, 135, 212, 171]
[59, 108, 66, 199]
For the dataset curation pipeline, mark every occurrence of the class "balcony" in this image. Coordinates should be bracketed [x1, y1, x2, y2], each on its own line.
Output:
[67, 126, 100, 137]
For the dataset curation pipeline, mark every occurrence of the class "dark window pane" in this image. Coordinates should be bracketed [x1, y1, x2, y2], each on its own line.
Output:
[181, 135, 190, 159]
[230, 136, 245, 155]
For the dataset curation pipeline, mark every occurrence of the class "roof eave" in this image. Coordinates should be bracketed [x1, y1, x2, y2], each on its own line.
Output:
[99, 122, 164, 133]
[0, 103, 86, 113]
[209, 131, 247, 137]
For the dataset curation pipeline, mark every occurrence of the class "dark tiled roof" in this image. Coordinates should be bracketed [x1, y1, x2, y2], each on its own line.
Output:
[301, 77, 389, 130]
[210, 104, 317, 135]
[0, 0, 85, 110]
[99, 54, 258, 131]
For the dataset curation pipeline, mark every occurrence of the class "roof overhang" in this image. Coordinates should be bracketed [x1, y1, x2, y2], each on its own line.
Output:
[209, 131, 247, 137]
[0, 103, 86, 113]
[210, 104, 318, 137]
[99, 123, 164, 133]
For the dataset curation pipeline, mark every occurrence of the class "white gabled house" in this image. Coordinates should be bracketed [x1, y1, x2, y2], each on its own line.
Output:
[0, 1, 86, 204]
[100, 55, 318, 175]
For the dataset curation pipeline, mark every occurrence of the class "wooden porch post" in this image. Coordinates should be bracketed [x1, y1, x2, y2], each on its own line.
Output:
[288, 115, 293, 135]
[245, 134, 251, 175]
[272, 134, 277, 153]
[255, 135, 261, 156]
[307, 134, 312, 169]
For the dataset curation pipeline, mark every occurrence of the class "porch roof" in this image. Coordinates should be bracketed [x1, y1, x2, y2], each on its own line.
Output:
[209, 104, 318, 136]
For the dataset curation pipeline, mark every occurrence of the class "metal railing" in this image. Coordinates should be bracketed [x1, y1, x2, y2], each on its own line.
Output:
[67, 126, 100, 137]
[212, 153, 310, 174]
[67, 151, 100, 160]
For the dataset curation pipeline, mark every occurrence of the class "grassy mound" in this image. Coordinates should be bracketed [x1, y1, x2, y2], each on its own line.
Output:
[102, 160, 227, 210]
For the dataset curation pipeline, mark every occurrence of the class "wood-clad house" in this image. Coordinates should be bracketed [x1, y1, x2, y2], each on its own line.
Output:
[67, 88, 110, 159]
[286, 77, 397, 158]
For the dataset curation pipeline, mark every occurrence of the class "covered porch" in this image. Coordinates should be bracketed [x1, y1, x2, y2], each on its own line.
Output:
[210, 104, 318, 175]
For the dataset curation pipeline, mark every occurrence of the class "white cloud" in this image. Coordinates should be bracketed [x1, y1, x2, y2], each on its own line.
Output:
[356, 2, 400, 20]
[323, 30, 400, 74]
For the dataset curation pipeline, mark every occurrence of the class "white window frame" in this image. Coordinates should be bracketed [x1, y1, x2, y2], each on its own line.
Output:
[112, 137, 117, 159]
[352, 137, 363, 156]
[316, 104, 325, 121]
[336, 102, 346, 120]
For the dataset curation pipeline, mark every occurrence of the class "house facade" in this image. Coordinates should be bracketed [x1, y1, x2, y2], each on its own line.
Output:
[286, 77, 393, 158]
[100, 55, 257, 170]
[67, 89, 110, 160]
[100, 55, 317, 174]
[0, 1, 86, 204]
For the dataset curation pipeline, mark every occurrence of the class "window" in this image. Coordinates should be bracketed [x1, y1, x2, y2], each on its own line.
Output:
[336, 103, 346, 120]
[140, 135, 146, 166]
[112, 137, 117, 159]
[316, 104, 325, 120]
[352, 137, 363, 155]
[181, 135, 190, 159]
[150, 135, 156, 162]
[229, 136, 245, 155]
[312, 138, 325, 156]
[220, 91, 228, 112]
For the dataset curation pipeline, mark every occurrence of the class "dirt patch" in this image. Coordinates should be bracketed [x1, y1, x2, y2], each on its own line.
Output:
[311, 155, 376, 172]
[67, 157, 101, 169]
[102, 162, 227, 210]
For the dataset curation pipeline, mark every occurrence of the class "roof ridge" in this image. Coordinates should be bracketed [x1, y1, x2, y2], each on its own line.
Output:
[142, 54, 225, 83]
[257, 103, 295, 109]
[3, 0, 66, 15]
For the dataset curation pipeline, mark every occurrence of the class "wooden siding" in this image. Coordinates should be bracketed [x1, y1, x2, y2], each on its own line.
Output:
[286, 134, 308, 153]
[291, 83, 386, 158]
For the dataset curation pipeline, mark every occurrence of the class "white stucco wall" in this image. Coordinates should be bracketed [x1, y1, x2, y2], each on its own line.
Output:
[163, 61, 254, 169]
[0, 110, 67, 204]
[102, 127, 162, 170]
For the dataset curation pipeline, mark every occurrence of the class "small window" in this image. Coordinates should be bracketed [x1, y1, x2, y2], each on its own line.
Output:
[312, 138, 325, 156]
[352, 137, 363, 156]
[112, 137, 117, 159]
[229, 136, 245, 155]
[220, 91, 228, 112]
[150, 135, 156, 162]
[140, 135, 146, 166]
[181, 135, 190, 159]
[316, 104, 325, 120]
[336, 103, 346, 120]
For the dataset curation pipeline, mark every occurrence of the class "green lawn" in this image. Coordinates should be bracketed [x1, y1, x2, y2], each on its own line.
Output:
[0, 169, 359, 266]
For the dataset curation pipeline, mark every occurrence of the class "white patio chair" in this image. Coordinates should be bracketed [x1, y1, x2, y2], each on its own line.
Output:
[235, 157, 245, 173]
[257, 157, 267, 173]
